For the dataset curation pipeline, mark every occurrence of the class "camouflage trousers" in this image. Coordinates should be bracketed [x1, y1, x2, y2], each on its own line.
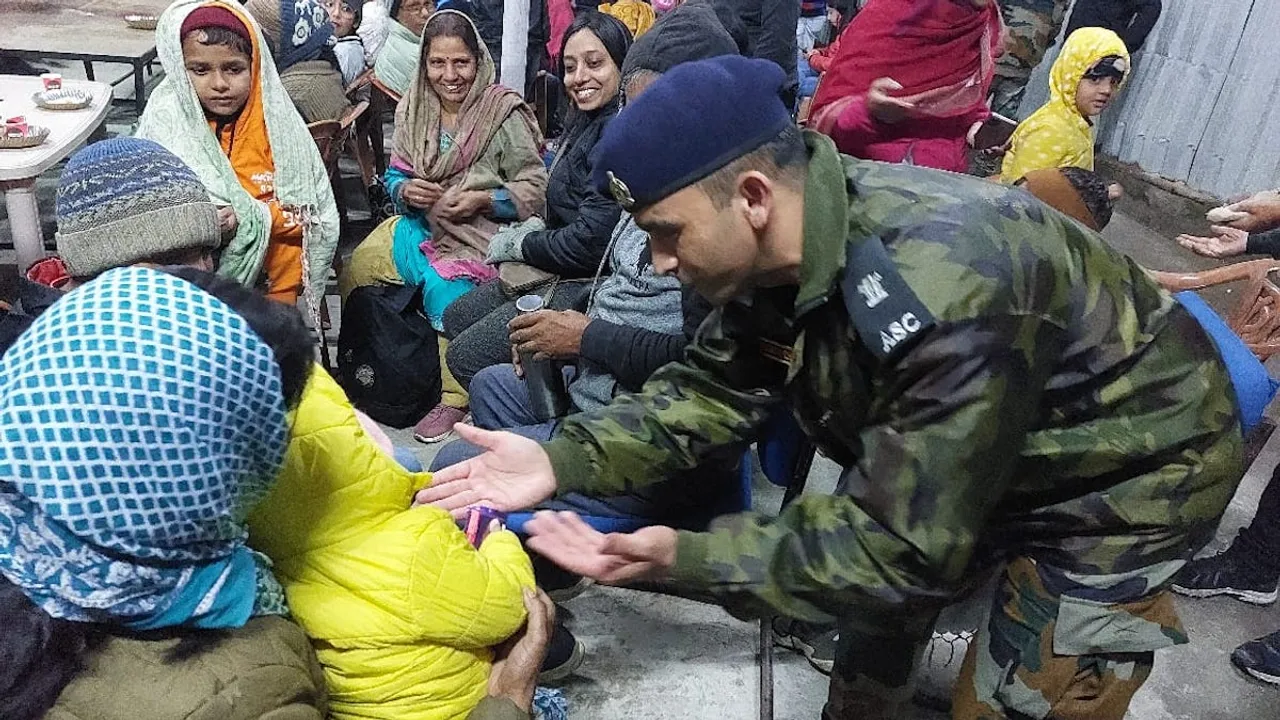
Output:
[822, 557, 1178, 720]
[990, 0, 1070, 117]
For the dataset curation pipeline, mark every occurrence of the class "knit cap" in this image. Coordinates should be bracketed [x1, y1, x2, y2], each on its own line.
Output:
[180, 5, 253, 45]
[55, 138, 221, 279]
[620, 0, 739, 79]
[593, 56, 792, 210]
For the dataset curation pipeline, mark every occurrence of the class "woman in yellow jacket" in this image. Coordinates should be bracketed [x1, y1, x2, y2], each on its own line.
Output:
[248, 368, 535, 720]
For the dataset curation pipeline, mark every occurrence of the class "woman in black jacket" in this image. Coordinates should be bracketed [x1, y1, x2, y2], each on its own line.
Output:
[418, 12, 632, 443]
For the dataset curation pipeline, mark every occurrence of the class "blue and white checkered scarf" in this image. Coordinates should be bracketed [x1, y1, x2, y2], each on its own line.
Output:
[0, 267, 290, 629]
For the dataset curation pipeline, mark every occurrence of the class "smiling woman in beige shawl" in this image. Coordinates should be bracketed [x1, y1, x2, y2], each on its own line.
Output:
[341, 9, 546, 432]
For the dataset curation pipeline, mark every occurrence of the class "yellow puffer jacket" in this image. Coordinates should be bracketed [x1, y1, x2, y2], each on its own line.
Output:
[248, 368, 535, 720]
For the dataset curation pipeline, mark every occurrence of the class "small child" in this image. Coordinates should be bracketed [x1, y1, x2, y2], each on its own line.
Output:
[1016, 166, 1121, 232]
[1000, 27, 1130, 184]
[137, 0, 339, 320]
[327, 0, 368, 86]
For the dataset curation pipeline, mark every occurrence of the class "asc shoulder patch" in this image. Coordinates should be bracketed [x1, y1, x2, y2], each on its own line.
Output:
[840, 236, 935, 361]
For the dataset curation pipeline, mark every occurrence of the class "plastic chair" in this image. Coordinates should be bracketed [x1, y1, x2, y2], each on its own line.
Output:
[368, 76, 402, 176]
[754, 412, 816, 720]
[1150, 260, 1280, 360]
[347, 69, 387, 180]
[1151, 260, 1280, 465]
[307, 101, 369, 372]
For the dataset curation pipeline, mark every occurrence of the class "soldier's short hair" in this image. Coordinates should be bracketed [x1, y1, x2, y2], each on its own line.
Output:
[697, 125, 808, 209]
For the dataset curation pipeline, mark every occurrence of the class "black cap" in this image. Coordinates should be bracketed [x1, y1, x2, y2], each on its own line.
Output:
[1083, 55, 1128, 80]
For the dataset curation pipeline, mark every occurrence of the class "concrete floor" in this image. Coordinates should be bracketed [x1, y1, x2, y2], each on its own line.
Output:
[3, 60, 1280, 719]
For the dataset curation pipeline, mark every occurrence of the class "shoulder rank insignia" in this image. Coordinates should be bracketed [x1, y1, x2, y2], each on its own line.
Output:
[840, 235, 936, 361]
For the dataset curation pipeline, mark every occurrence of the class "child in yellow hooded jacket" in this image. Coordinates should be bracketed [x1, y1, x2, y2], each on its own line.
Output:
[1001, 27, 1130, 184]
[247, 368, 535, 720]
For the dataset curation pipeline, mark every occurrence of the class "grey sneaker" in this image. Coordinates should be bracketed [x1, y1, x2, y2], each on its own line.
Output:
[772, 618, 838, 675]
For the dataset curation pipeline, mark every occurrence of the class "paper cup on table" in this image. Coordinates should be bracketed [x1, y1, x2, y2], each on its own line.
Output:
[40, 73, 62, 91]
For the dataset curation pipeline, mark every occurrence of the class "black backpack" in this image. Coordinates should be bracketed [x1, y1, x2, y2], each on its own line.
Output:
[337, 284, 442, 428]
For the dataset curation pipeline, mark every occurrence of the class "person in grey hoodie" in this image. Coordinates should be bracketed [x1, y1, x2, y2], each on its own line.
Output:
[430, 3, 743, 526]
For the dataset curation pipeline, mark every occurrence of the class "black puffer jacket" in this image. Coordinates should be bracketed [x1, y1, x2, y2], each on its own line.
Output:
[522, 98, 623, 278]
[1064, 0, 1162, 54]
[470, 0, 549, 99]
[711, 0, 798, 106]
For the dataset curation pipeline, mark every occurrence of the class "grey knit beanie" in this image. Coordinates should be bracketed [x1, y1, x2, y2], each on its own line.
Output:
[620, 1, 741, 80]
[55, 138, 221, 279]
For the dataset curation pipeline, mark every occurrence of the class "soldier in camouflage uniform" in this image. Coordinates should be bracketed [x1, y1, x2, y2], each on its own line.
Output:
[419, 56, 1244, 718]
[991, 0, 1070, 118]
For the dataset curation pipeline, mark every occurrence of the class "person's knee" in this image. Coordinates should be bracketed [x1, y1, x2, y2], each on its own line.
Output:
[468, 364, 521, 423]
[470, 364, 509, 391]
[429, 438, 482, 471]
[444, 330, 485, 387]
[441, 281, 503, 338]
[440, 293, 470, 339]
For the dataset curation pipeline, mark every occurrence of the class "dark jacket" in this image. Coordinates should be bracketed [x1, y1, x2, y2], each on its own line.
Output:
[0, 278, 62, 358]
[521, 100, 623, 277]
[45, 616, 326, 720]
[1246, 228, 1280, 257]
[470, 0, 550, 98]
[711, 0, 799, 105]
[580, 286, 713, 392]
[1064, 0, 1162, 53]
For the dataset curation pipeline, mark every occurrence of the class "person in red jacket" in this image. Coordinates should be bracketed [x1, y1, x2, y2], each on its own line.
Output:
[808, 0, 1003, 173]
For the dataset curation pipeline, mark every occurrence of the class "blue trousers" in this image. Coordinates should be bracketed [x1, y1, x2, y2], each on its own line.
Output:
[431, 364, 741, 525]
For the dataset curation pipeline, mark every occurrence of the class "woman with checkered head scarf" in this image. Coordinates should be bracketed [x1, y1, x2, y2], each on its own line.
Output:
[0, 266, 314, 720]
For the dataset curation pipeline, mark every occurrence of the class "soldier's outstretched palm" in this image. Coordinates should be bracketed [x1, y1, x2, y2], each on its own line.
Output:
[525, 511, 678, 585]
[414, 425, 557, 519]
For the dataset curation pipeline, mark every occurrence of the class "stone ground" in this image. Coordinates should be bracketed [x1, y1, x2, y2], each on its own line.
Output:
[2, 59, 1278, 719]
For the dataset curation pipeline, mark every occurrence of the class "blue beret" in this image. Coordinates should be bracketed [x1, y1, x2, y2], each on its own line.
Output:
[592, 56, 793, 210]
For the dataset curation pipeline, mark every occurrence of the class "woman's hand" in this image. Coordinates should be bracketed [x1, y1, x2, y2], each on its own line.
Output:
[866, 77, 915, 124]
[401, 179, 445, 210]
[487, 589, 556, 712]
[436, 190, 492, 221]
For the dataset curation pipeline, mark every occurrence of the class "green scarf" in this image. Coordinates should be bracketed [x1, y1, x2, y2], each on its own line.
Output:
[136, 0, 339, 324]
[373, 19, 421, 97]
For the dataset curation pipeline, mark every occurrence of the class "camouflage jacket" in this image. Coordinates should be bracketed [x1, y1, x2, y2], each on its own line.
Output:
[542, 132, 1243, 636]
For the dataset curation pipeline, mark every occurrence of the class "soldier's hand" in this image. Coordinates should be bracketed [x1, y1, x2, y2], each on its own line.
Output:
[524, 511, 678, 584]
[413, 425, 557, 519]
[1176, 226, 1248, 259]
[1217, 190, 1280, 234]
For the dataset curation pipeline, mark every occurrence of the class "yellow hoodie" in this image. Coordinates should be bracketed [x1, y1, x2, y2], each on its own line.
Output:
[248, 368, 535, 720]
[1001, 27, 1129, 183]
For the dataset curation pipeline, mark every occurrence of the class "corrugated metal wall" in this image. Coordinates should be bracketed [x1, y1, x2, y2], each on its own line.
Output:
[1181, 0, 1280, 197]
[1019, 0, 1280, 199]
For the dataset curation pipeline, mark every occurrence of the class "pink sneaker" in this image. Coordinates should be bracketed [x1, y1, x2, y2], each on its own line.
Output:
[413, 404, 469, 444]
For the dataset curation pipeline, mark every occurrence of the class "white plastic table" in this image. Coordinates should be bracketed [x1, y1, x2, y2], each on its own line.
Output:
[0, 0, 172, 115]
[0, 75, 112, 273]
